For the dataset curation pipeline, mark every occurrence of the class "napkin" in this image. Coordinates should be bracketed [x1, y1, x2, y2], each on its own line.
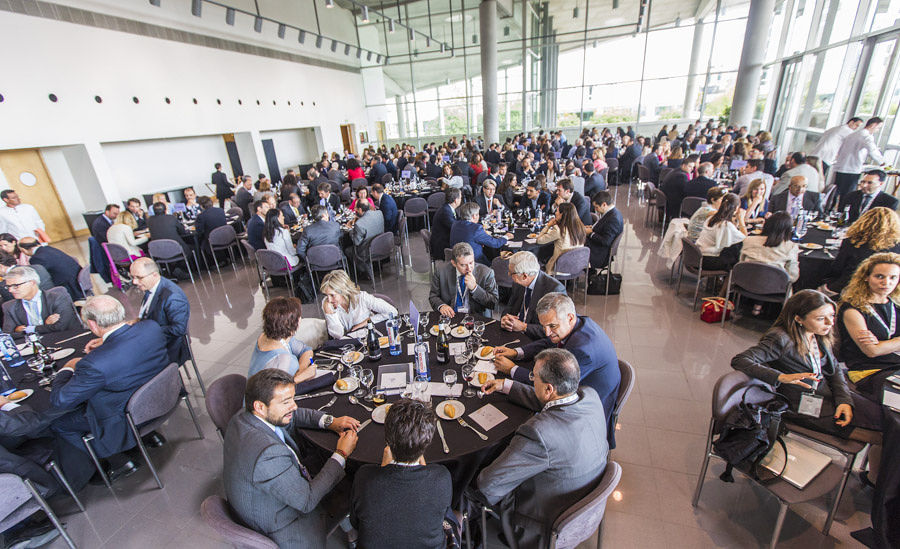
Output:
[296, 371, 336, 395]
[469, 404, 508, 431]
[825, 238, 841, 245]
[507, 241, 523, 249]
[525, 238, 537, 244]
[426, 382, 463, 398]
[474, 360, 497, 374]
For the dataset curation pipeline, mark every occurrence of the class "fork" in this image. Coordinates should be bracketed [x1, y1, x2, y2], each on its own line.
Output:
[457, 418, 489, 440]
[317, 396, 337, 411]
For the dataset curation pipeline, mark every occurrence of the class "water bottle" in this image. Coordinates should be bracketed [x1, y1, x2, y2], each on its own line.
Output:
[0, 333, 25, 368]
[386, 314, 401, 356]
[414, 336, 430, 381]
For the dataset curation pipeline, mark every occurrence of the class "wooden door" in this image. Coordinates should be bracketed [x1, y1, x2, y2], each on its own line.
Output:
[340, 124, 357, 155]
[0, 149, 74, 242]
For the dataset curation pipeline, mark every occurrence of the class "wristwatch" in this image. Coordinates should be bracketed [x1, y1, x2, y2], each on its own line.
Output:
[323, 415, 334, 428]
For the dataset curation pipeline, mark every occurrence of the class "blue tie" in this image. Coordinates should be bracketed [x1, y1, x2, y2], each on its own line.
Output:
[455, 276, 466, 311]
[274, 427, 312, 481]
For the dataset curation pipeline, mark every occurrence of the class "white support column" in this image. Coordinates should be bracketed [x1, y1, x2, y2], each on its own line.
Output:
[480, 0, 499, 144]
[683, 19, 706, 119]
[730, 0, 776, 127]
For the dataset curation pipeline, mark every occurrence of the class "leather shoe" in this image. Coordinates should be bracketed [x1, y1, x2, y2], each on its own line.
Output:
[142, 432, 167, 448]
[5, 517, 56, 548]
[88, 460, 139, 485]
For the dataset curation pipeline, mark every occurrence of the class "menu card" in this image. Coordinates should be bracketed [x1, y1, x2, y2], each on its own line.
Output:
[525, 238, 537, 244]
[449, 342, 466, 356]
[469, 404, 508, 431]
[426, 382, 463, 398]
[377, 363, 414, 395]
[507, 241, 523, 248]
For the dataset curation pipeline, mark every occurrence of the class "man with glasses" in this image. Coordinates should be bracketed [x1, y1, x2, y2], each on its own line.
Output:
[0, 266, 80, 335]
[500, 252, 564, 339]
[428, 242, 498, 318]
[839, 169, 898, 224]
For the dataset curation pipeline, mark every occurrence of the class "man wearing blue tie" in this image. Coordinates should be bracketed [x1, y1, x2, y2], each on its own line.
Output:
[500, 252, 565, 340]
[428, 243, 499, 317]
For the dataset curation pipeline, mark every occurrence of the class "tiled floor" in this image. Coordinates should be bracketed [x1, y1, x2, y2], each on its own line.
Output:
[36, 188, 874, 548]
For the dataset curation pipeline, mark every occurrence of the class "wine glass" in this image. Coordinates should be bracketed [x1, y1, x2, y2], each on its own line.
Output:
[401, 314, 411, 330]
[463, 315, 475, 334]
[461, 363, 476, 398]
[443, 369, 458, 393]
[419, 311, 431, 339]
[360, 368, 375, 401]
[473, 321, 485, 344]
[413, 375, 429, 402]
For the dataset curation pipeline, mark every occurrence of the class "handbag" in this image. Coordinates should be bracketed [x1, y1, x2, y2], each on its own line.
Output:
[714, 385, 790, 482]
[700, 297, 733, 323]
[588, 272, 621, 295]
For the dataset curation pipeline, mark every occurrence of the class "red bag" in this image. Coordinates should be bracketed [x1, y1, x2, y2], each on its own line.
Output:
[700, 297, 734, 323]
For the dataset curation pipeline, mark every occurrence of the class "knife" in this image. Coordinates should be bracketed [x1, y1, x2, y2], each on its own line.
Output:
[357, 419, 373, 433]
[436, 421, 450, 454]
[294, 391, 332, 401]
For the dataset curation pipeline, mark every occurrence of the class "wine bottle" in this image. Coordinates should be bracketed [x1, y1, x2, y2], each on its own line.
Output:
[366, 319, 381, 361]
[436, 317, 449, 364]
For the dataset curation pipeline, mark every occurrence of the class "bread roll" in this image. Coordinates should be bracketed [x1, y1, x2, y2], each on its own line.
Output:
[8, 390, 26, 400]
[336, 378, 348, 390]
[478, 372, 488, 384]
[444, 403, 456, 418]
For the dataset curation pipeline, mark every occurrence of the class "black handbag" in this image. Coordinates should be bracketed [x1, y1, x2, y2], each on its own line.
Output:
[587, 272, 621, 295]
[713, 385, 790, 482]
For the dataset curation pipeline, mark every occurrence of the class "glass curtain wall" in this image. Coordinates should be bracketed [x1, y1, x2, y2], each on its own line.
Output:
[359, 0, 751, 145]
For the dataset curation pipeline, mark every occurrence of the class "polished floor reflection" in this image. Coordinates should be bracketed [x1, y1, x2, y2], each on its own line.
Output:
[37, 189, 873, 548]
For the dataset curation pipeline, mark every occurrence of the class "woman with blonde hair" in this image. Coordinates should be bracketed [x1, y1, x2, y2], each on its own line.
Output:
[536, 202, 586, 273]
[740, 179, 769, 223]
[150, 192, 172, 215]
[106, 210, 148, 259]
[824, 207, 900, 294]
[667, 146, 684, 170]
[320, 269, 398, 339]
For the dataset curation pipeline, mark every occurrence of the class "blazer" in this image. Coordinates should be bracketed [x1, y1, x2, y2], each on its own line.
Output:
[449, 219, 507, 265]
[588, 207, 624, 268]
[139, 277, 190, 365]
[376, 193, 399, 233]
[213, 171, 233, 199]
[50, 321, 170, 458]
[519, 191, 552, 216]
[568, 191, 593, 225]
[223, 410, 345, 549]
[195, 207, 227, 249]
[148, 214, 192, 255]
[27, 246, 83, 301]
[583, 172, 606, 197]
[234, 187, 254, 220]
[840, 190, 899, 224]
[90, 215, 113, 244]
[769, 190, 824, 217]
[430, 204, 457, 260]
[476, 192, 506, 217]
[661, 170, 689, 220]
[477, 384, 609, 548]
[2, 287, 81, 335]
[506, 272, 565, 340]
[0, 405, 68, 497]
[307, 193, 341, 215]
[643, 154, 661, 183]
[296, 220, 342, 259]
[280, 203, 304, 227]
[247, 215, 266, 250]
[368, 162, 388, 184]
[683, 176, 719, 199]
[428, 261, 499, 315]
[517, 316, 620, 435]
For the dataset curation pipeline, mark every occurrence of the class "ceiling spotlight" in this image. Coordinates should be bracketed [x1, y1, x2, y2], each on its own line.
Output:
[344, 44, 351, 55]
[388, 19, 395, 33]
[573, 5, 578, 18]
[191, 0, 201, 17]
[408, 27, 414, 41]
[450, 48, 455, 57]
[254, 16, 263, 32]
[278, 23, 286, 38]
[426, 36, 431, 47]
[367, 51, 373, 61]
[225, 7, 234, 24]
[613, 0, 619, 8]
[149, 0, 160, 6]
[356, 47, 362, 58]
[675, 15, 681, 26]
[504, 26, 509, 36]
[325, 0, 333, 7]
[361, 5, 369, 22]
[331, 40, 338, 52]
[316, 35, 324, 48]
[298, 29, 306, 43]
[377, 54, 382, 63]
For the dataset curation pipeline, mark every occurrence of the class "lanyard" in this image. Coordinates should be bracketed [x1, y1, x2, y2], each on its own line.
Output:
[870, 302, 896, 338]
[807, 337, 822, 377]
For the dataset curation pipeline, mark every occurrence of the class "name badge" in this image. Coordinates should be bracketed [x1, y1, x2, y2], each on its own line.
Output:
[798, 392, 824, 417]
[457, 306, 470, 314]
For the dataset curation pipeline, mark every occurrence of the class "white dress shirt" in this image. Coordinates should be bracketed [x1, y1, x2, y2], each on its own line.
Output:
[265, 227, 300, 267]
[0, 204, 45, 240]
[138, 279, 161, 318]
[323, 291, 398, 339]
[834, 128, 885, 174]
[254, 414, 345, 467]
[811, 124, 853, 164]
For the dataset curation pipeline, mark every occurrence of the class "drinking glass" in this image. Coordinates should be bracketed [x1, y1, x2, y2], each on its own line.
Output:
[413, 375, 429, 402]
[463, 315, 475, 333]
[443, 369, 458, 392]
[360, 368, 375, 401]
[401, 314, 411, 330]
[419, 311, 431, 339]
[461, 363, 476, 398]
[473, 321, 485, 344]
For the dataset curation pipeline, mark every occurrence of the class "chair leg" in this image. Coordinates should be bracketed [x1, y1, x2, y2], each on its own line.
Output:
[201, 247, 212, 274]
[49, 461, 85, 513]
[692, 273, 702, 311]
[596, 522, 603, 549]
[182, 395, 205, 439]
[769, 502, 788, 549]
[126, 414, 163, 489]
[721, 273, 732, 326]
[182, 254, 196, 284]
[482, 505, 488, 549]
[228, 247, 238, 272]
[24, 479, 77, 549]
[824, 455, 855, 535]
[464, 509, 472, 549]
[213, 250, 222, 276]
[692, 420, 716, 506]
[185, 336, 207, 396]
[82, 435, 111, 492]
[676, 259, 684, 295]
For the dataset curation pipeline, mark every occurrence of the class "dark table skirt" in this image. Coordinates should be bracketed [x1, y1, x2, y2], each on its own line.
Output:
[7, 329, 94, 412]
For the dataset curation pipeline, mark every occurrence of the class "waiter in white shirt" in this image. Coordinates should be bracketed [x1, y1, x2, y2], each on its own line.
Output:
[810, 117, 863, 172]
[832, 117, 885, 202]
[0, 190, 46, 241]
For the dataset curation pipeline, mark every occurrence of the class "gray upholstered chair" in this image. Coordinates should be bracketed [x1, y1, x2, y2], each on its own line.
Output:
[420, 229, 434, 272]
[205, 374, 247, 439]
[207, 225, 241, 274]
[680, 196, 705, 218]
[305, 244, 348, 303]
[351, 177, 368, 190]
[0, 474, 76, 549]
[427, 191, 446, 214]
[77, 265, 94, 298]
[608, 360, 635, 449]
[553, 247, 591, 304]
[201, 495, 278, 549]
[365, 231, 402, 285]
[403, 197, 429, 231]
[255, 249, 302, 302]
[491, 256, 513, 291]
[676, 237, 730, 311]
[547, 461, 622, 549]
[721, 261, 792, 325]
[148, 239, 197, 284]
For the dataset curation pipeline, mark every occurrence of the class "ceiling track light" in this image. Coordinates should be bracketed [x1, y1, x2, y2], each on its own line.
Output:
[504, 26, 509, 36]
[278, 23, 286, 38]
[573, 5, 578, 18]
[225, 7, 234, 24]
[191, 0, 201, 17]
[254, 16, 263, 32]
[408, 27, 415, 41]
[298, 29, 306, 43]
[356, 47, 362, 58]
[388, 19, 395, 33]
[344, 43, 351, 55]
[367, 51, 373, 61]
[361, 5, 369, 22]
[325, 0, 333, 7]
[426, 36, 431, 47]
[376, 54, 382, 63]
[331, 40, 338, 52]
[316, 35, 324, 48]
[612, 0, 619, 8]
[149, 0, 160, 6]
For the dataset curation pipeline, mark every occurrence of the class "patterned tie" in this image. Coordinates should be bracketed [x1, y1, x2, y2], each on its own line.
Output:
[861, 194, 873, 214]
[277, 427, 312, 481]
[139, 291, 151, 318]
[519, 286, 532, 321]
[455, 275, 466, 311]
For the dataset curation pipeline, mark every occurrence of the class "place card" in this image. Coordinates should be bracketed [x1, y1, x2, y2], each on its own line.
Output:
[525, 238, 537, 244]
[449, 342, 466, 356]
[407, 341, 429, 355]
[474, 360, 496, 374]
[825, 238, 841, 245]
[468, 404, 508, 431]
[507, 241, 523, 249]
[426, 382, 463, 398]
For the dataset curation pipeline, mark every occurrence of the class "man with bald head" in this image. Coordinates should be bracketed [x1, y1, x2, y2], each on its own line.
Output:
[769, 175, 823, 217]
[51, 295, 170, 486]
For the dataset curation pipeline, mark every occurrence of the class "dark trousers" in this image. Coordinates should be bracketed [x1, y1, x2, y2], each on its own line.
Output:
[834, 172, 861, 200]
[701, 242, 743, 271]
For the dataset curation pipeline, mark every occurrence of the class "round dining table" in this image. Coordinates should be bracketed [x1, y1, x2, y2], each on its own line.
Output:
[794, 224, 839, 290]
[297, 315, 535, 503]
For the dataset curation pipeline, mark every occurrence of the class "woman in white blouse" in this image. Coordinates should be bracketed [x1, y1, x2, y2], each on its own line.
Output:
[739, 212, 800, 282]
[536, 202, 586, 273]
[106, 211, 148, 259]
[696, 192, 747, 271]
[320, 269, 398, 339]
[263, 209, 299, 267]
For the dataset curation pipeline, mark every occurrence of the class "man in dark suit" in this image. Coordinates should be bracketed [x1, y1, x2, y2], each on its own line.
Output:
[500, 251, 565, 340]
[476, 180, 506, 217]
[519, 181, 551, 216]
[296, 205, 342, 260]
[148, 202, 194, 257]
[430, 188, 460, 260]
[368, 155, 388, 184]
[493, 292, 621, 436]
[475, 348, 609, 548]
[1, 266, 80, 335]
[643, 143, 663, 183]
[449, 203, 511, 266]
[661, 155, 697, 221]
[618, 136, 642, 184]
[90, 204, 120, 244]
[683, 161, 719, 199]
[224, 368, 360, 548]
[126, 198, 149, 232]
[280, 194, 305, 227]
[50, 295, 170, 487]
[234, 176, 255, 221]
[130, 258, 190, 366]
[307, 182, 341, 217]
[553, 178, 592, 225]
[769, 176, 824, 217]
[212, 163, 233, 209]
[428, 242, 499, 317]
[370, 184, 398, 234]
[839, 169, 899, 223]
[582, 162, 606, 198]
[0, 397, 72, 498]
[194, 196, 227, 258]
[18, 238, 83, 300]
[484, 143, 501, 165]
[587, 191, 624, 270]
[247, 200, 268, 250]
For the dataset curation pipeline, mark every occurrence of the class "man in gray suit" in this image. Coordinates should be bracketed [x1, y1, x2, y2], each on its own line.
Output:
[345, 201, 384, 279]
[0, 258, 52, 301]
[1, 266, 80, 335]
[476, 348, 609, 548]
[500, 251, 565, 340]
[234, 175, 255, 221]
[429, 242, 499, 317]
[296, 205, 343, 260]
[223, 369, 361, 548]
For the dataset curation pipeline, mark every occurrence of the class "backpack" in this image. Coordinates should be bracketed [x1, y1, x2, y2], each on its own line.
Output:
[713, 385, 790, 482]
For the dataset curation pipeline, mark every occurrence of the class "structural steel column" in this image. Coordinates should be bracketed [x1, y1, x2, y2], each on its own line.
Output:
[480, 0, 499, 143]
[730, 0, 775, 127]
[683, 19, 705, 119]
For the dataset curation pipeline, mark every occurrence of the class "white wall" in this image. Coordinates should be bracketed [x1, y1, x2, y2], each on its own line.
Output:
[260, 129, 319, 172]
[39, 148, 91, 230]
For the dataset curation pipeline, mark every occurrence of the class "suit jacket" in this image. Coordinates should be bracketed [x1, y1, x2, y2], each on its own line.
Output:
[507, 272, 565, 340]
[449, 219, 507, 265]
[583, 173, 606, 197]
[296, 220, 342, 259]
[90, 215, 113, 244]
[2, 287, 80, 335]
[0, 405, 69, 497]
[661, 170, 689, 220]
[477, 385, 609, 548]
[377, 193, 399, 234]
[148, 214, 193, 256]
[568, 191, 593, 225]
[476, 192, 505, 217]
[223, 410, 345, 549]
[27, 246, 82, 301]
[428, 261, 499, 315]
[280, 182, 300, 204]
[140, 277, 190, 365]
[247, 215, 266, 250]
[307, 193, 341, 215]
[50, 321, 170, 458]
[430, 204, 456, 260]
[839, 190, 899, 223]
[234, 188, 254, 220]
[280, 203, 304, 227]
[643, 154, 661, 183]
[195, 207, 227, 249]
[351, 210, 385, 262]
[588, 207, 624, 268]
[516, 316, 620, 435]
[369, 162, 388, 184]
[519, 191, 551, 216]
[683, 176, 718, 199]
[769, 190, 824, 217]
[213, 171, 233, 199]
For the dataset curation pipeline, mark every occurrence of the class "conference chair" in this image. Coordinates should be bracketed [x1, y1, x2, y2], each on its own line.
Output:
[364, 232, 402, 286]
[0, 474, 76, 549]
[255, 249, 303, 302]
[305, 244, 349, 304]
[12, 441, 85, 513]
[675, 237, 730, 311]
[427, 191, 446, 215]
[545, 461, 622, 549]
[201, 495, 278, 549]
[420, 229, 434, 273]
[181, 330, 208, 396]
[206, 225, 242, 275]
[404, 197, 429, 232]
[608, 359, 635, 450]
[204, 374, 247, 439]
[351, 177, 368, 190]
[240, 239, 263, 288]
[720, 261, 792, 326]
[77, 265, 94, 298]
[553, 247, 591, 305]
[148, 239, 198, 284]
[680, 196, 704, 218]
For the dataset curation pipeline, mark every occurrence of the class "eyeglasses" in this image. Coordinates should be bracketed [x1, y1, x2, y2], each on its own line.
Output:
[6, 280, 32, 289]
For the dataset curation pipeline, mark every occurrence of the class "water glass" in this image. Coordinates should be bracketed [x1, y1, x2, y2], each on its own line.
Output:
[473, 321, 485, 342]
[443, 369, 458, 391]
[419, 312, 431, 339]
[360, 368, 375, 400]
[413, 375, 429, 402]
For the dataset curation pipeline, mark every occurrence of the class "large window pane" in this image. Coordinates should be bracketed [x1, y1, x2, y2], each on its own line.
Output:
[640, 77, 689, 122]
[857, 39, 896, 118]
[582, 81, 640, 124]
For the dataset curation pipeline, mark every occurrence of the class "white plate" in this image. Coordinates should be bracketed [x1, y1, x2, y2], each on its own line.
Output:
[51, 348, 75, 361]
[7, 388, 33, 403]
[333, 378, 359, 394]
[16, 343, 33, 357]
[429, 325, 440, 336]
[450, 326, 472, 338]
[436, 399, 466, 420]
[341, 351, 364, 365]
[469, 372, 495, 387]
[800, 243, 823, 250]
[475, 346, 495, 360]
[371, 403, 391, 424]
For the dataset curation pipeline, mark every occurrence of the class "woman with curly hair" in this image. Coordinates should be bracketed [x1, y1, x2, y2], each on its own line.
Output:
[823, 207, 900, 294]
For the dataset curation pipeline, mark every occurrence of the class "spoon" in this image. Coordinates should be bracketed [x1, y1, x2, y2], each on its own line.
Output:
[349, 395, 373, 411]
